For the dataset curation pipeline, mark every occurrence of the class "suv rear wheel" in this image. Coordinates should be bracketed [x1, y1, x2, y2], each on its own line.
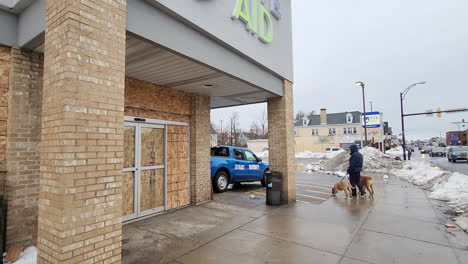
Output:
[213, 171, 229, 193]
[260, 170, 268, 187]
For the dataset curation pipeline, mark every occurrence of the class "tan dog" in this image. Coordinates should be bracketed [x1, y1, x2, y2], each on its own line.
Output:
[331, 181, 352, 198]
[349, 176, 375, 197]
[360, 176, 375, 197]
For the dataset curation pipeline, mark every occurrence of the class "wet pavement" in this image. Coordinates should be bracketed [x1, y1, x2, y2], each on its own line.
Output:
[122, 172, 468, 264]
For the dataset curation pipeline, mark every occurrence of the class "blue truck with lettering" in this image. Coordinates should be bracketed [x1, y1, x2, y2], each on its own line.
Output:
[210, 146, 269, 193]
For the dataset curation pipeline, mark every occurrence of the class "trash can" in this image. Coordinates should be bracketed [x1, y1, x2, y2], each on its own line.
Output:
[266, 171, 282, 205]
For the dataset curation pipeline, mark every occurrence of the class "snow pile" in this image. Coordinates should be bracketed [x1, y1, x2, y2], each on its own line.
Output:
[5, 246, 37, 264]
[319, 147, 403, 173]
[430, 172, 468, 208]
[386, 146, 403, 156]
[295, 150, 344, 159]
[393, 161, 448, 186]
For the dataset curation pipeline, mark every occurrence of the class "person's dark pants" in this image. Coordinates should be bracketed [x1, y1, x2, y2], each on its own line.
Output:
[349, 172, 364, 196]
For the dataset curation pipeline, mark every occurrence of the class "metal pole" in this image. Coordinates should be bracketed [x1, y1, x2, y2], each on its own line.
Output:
[459, 123, 461, 146]
[362, 86, 368, 146]
[370, 101, 373, 112]
[400, 92, 407, 160]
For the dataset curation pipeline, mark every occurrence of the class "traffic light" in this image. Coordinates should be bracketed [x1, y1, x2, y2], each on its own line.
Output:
[462, 119, 466, 127]
[437, 107, 442, 118]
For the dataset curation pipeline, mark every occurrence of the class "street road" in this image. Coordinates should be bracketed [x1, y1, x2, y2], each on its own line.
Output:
[419, 152, 468, 175]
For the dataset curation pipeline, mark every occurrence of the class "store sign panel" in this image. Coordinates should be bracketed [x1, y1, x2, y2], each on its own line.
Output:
[144, 0, 293, 80]
[361, 112, 381, 128]
[232, 0, 281, 43]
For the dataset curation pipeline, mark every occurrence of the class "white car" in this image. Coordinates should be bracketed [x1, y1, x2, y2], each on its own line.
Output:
[325, 147, 343, 153]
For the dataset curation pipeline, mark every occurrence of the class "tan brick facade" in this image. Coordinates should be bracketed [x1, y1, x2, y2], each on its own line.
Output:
[0, 46, 9, 197]
[38, 1, 126, 263]
[267, 80, 296, 204]
[5, 47, 43, 246]
[190, 95, 212, 205]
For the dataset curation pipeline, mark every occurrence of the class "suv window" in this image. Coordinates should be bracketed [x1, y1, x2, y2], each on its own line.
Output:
[244, 150, 257, 161]
[211, 147, 229, 157]
[233, 149, 244, 160]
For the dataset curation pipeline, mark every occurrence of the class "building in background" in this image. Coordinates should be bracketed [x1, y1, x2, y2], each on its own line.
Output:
[446, 130, 468, 146]
[247, 139, 269, 153]
[294, 109, 386, 152]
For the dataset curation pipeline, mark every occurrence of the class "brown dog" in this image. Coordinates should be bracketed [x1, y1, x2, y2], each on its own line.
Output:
[331, 181, 352, 198]
[360, 176, 375, 197]
[349, 176, 375, 197]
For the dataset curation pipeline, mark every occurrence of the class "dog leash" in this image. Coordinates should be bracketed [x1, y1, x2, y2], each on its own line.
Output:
[338, 174, 349, 182]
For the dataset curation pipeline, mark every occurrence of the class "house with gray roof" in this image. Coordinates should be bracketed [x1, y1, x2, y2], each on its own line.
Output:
[294, 109, 386, 152]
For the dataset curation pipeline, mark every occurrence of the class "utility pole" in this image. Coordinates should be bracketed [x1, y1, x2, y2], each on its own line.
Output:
[399, 81, 426, 160]
[370, 101, 373, 112]
[400, 92, 407, 160]
[355, 81, 368, 147]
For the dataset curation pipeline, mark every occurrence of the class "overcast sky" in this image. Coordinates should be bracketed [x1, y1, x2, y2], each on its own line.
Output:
[211, 0, 468, 140]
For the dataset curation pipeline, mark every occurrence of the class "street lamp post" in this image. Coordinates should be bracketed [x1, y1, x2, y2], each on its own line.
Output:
[400, 82, 426, 160]
[355, 81, 368, 147]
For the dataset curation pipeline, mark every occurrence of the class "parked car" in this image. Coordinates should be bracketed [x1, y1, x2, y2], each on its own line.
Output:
[325, 147, 343, 153]
[420, 146, 432, 154]
[447, 146, 468, 163]
[429, 147, 446, 157]
[210, 146, 269, 193]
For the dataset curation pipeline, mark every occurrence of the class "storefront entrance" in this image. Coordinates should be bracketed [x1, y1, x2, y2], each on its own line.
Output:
[123, 121, 166, 221]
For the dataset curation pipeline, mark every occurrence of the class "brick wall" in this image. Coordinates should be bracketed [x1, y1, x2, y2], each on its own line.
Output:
[38, 1, 126, 263]
[0, 46, 10, 197]
[267, 80, 296, 204]
[125, 77, 192, 123]
[5, 47, 43, 246]
[190, 95, 212, 204]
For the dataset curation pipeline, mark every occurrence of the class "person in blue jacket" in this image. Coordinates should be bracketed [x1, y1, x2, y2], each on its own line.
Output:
[347, 144, 365, 197]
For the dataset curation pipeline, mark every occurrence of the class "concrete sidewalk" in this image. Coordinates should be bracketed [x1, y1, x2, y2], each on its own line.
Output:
[122, 173, 468, 264]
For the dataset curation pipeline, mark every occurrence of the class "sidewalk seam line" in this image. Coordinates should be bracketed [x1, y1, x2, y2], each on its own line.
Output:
[361, 228, 452, 248]
[337, 191, 383, 264]
[237, 228, 343, 258]
[171, 203, 284, 263]
[423, 189, 464, 264]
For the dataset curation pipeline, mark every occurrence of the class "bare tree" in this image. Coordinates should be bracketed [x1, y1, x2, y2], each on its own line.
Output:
[295, 110, 306, 120]
[217, 119, 227, 145]
[229, 112, 240, 146]
[249, 121, 261, 139]
[259, 110, 268, 138]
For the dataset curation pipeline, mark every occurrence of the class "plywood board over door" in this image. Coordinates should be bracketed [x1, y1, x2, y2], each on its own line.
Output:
[167, 125, 190, 209]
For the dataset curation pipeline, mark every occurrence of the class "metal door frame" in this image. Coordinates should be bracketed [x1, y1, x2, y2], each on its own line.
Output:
[123, 122, 138, 221]
[123, 121, 166, 221]
[138, 123, 165, 218]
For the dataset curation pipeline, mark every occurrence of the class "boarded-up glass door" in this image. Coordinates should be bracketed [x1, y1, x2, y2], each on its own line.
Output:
[123, 122, 166, 221]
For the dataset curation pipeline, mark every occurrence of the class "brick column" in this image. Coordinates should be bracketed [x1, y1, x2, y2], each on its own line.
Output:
[267, 80, 296, 204]
[38, 1, 126, 263]
[5, 47, 43, 246]
[190, 95, 212, 204]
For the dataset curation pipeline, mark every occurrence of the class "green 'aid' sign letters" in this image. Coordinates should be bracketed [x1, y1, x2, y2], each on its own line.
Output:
[232, 0, 281, 43]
